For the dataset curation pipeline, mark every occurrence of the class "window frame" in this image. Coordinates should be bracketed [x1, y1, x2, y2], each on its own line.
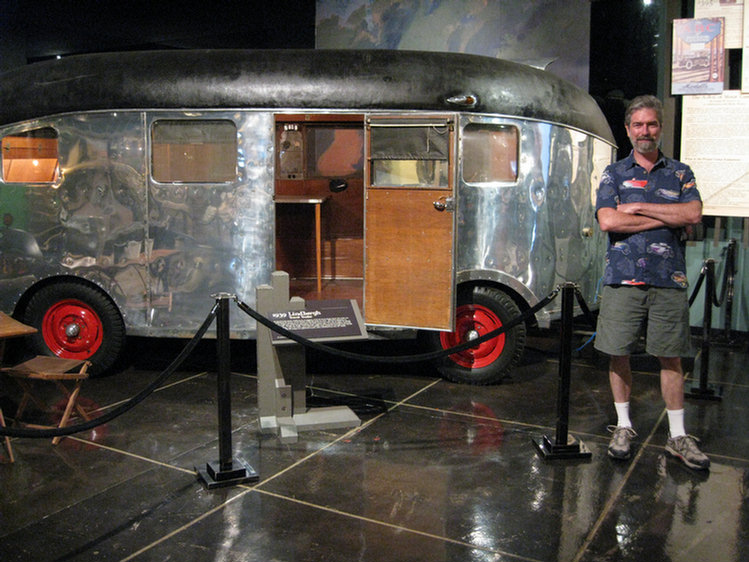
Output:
[461, 122, 520, 186]
[367, 119, 453, 190]
[150, 119, 238, 184]
[1, 126, 61, 184]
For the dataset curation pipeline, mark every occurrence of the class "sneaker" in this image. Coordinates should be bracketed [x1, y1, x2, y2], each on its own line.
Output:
[665, 435, 710, 470]
[607, 425, 637, 459]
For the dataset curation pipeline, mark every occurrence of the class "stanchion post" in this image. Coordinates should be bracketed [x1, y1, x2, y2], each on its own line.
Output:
[196, 293, 259, 489]
[687, 260, 722, 401]
[533, 283, 591, 460]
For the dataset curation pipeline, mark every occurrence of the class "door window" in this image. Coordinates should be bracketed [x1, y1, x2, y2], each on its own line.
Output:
[369, 123, 450, 188]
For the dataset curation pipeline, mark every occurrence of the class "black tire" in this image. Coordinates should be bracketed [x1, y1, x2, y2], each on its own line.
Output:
[422, 285, 526, 385]
[22, 281, 125, 377]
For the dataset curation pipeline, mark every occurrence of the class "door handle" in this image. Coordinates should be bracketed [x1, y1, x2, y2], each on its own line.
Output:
[433, 197, 455, 212]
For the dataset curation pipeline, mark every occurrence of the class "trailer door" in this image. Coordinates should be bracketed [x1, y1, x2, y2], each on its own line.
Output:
[364, 116, 455, 330]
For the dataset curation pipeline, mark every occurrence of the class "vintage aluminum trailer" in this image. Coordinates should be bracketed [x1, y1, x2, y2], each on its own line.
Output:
[0, 49, 615, 383]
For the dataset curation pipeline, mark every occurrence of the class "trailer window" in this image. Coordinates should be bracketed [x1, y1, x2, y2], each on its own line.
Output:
[277, 123, 363, 180]
[370, 125, 449, 188]
[462, 124, 518, 183]
[151, 120, 237, 183]
[1, 127, 59, 183]
[307, 127, 363, 178]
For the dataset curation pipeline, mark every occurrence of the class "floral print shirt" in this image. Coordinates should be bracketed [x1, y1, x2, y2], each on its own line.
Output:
[595, 150, 701, 289]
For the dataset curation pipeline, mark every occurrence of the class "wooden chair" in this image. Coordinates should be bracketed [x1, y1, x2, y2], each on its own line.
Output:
[0, 311, 38, 461]
[1, 356, 91, 445]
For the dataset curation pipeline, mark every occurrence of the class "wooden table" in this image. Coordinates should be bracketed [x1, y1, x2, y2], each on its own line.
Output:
[275, 195, 330, 294]
[0, 311, 37, 341]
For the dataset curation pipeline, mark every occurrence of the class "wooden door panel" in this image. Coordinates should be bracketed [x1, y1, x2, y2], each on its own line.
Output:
[364, 189, 453, 329]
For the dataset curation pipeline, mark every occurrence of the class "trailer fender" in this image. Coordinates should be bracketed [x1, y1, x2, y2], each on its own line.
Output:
[456, 269, 550, 328]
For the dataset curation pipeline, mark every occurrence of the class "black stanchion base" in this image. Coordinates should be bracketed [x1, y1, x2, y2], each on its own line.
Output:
[686, 384, 723, 402]
[196, 457, 259, 489]
[532, 435, 592, 461]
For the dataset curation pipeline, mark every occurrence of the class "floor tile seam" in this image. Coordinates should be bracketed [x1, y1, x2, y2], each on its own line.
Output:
[47, 382, 439, 496]
[561, 355, 749, 389]
[252, 379, 442, 489]
[569, 407, 749, 464]
[683, 377, 749, 390]
[252, 488, 545, 562]
[389, 400, 556, 432]
[1, 372, 214, 459]
[555, 357, 699, 379]
[66, 418, 264, 477]
[66, 434, 197, 475]
[0, 440, 200, 542]
[559, 358, 663, 379]
[571, 408, 668, 562]
[304, 377, 443, 409]
[684, 349, 749, 389]
[252, 411, 391, 489]
[637, 442, 749, 465]
[117, 487, 254, 562]
[84, 371, 210, 416]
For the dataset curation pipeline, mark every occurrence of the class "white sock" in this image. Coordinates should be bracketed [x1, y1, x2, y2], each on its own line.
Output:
[614, 402, 632, 428]
[667, 409, 686, 438]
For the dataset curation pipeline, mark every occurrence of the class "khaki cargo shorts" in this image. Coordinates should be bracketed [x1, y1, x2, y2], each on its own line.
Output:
[594, 285, 692, 357]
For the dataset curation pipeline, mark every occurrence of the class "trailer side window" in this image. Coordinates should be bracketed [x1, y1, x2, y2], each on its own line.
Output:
[462, 124, 518, 184]
[151, 120, 237, 183]
[370, 124, 449, 188]
[1, 127, 59, 183]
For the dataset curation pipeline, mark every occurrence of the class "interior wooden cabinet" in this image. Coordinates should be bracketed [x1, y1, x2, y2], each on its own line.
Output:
[274, 114, 365, 300]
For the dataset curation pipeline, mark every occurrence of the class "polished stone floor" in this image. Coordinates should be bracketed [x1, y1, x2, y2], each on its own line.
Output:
[1, 329, 748, 562]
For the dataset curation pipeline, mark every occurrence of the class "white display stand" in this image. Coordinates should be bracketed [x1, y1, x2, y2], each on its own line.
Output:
[256, 271, 360, 443]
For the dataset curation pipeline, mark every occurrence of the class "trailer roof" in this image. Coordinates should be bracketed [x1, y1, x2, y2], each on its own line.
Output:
[0, 49, 615, 144]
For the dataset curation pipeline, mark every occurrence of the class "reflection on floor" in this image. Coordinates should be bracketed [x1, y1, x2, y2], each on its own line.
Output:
[1, 330, 748, 561]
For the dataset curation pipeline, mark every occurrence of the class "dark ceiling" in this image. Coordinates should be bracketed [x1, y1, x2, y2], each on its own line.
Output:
[3, 0, 316, 63]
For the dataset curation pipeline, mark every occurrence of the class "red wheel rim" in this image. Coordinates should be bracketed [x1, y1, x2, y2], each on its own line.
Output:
[440, 304, 505, 369]
[41, 299, 103, 359]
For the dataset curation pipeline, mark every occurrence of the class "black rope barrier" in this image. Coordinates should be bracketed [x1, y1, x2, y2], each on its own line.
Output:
[688, 266, 706, 308]
[689, 239, 737, 312]
[573, 286, 598, 329]
[687, 258, 723, 401]
[1, 283, 565, 444]
[715, 239, 737, 342]
[0, 303, 219, 439]
[684, 239, 739, 401]
[234, 286, 560, 364]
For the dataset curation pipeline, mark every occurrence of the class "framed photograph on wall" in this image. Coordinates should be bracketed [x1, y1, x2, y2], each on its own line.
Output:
[672, 17, 725, 95]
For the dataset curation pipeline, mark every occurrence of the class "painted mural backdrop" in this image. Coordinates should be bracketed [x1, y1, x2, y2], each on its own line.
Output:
[316, 0, 590, 89]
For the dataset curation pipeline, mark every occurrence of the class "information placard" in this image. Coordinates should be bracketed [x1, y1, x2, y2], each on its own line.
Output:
[681, 91, 749, 217]
[270, 299, 367, 344]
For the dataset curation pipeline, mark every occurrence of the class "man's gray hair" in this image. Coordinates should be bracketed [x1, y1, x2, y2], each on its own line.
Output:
[624, 95, 663, 126]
